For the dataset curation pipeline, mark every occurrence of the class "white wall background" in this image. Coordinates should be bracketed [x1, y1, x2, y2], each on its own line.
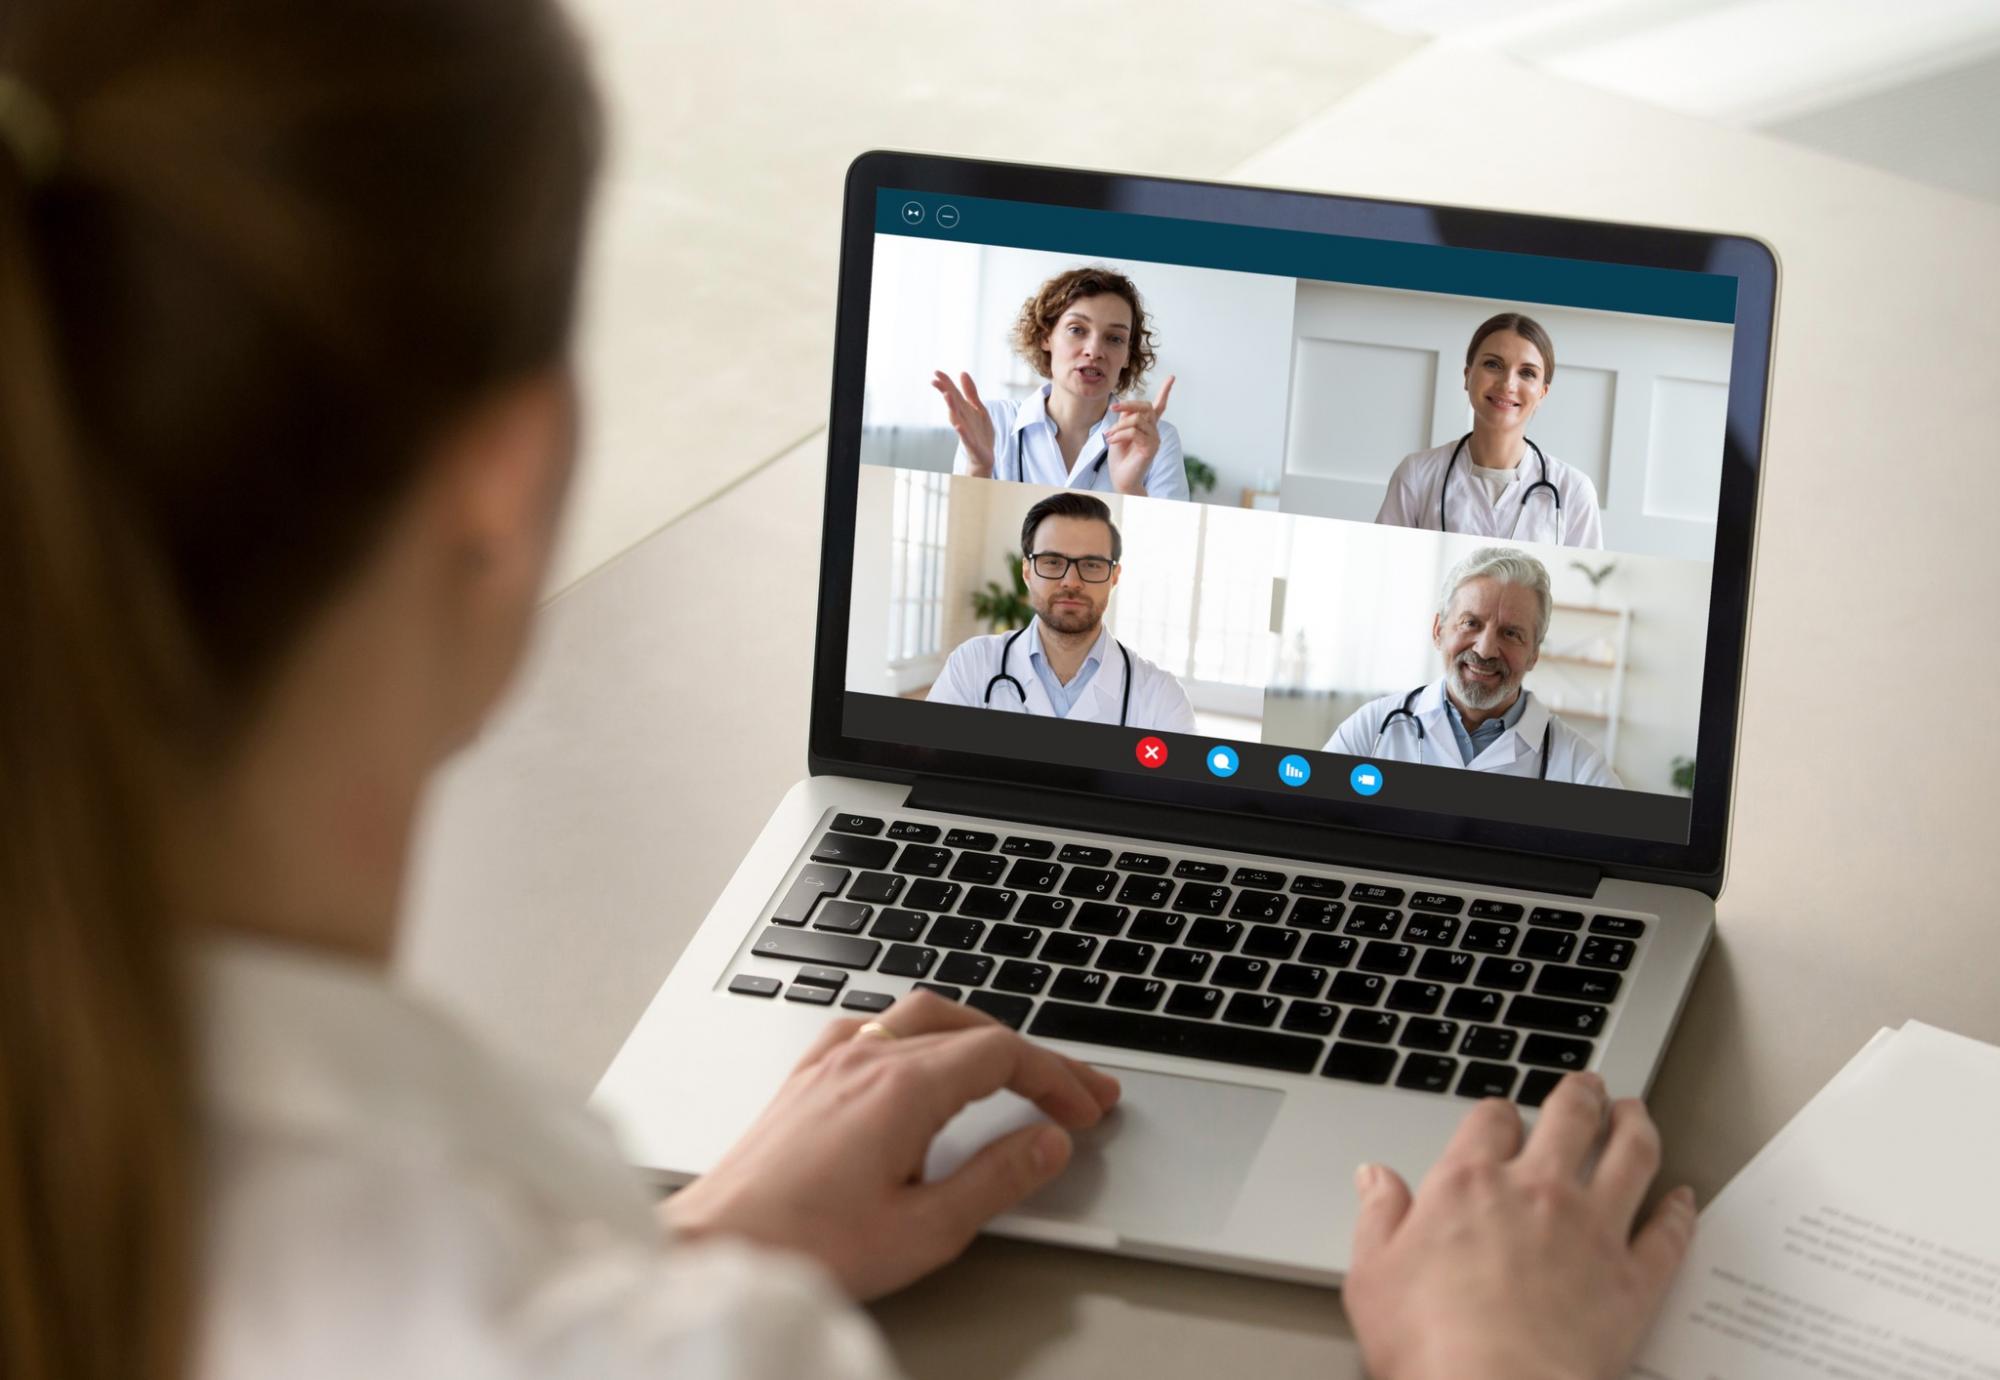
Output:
[1280, 282, 1733, 560]
[860, 238, 1297, 504]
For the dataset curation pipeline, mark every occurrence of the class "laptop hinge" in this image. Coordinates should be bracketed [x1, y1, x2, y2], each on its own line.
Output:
[904, 776, 1602, 899]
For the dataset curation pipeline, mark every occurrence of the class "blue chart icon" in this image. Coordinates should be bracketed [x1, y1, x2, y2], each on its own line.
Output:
[1350, 762, 1385, 797]
[1277, 754, 1312, 788]
[1205, 745, 1239, 778]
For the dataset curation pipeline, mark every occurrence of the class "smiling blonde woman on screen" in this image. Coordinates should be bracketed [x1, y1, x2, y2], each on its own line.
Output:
[0, 5, 1693, 1378]
[1375, 312, 1605, 547]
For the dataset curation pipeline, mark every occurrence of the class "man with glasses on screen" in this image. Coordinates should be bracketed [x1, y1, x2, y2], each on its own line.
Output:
[1323, 547, 1622, 787]
[926, 493, 1197, 733]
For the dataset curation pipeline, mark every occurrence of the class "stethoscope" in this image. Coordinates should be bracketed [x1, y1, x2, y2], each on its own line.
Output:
[1376, 685, 1551, 782]
[999, 401, 1114, 483]
[1440, 432, 1561, 533]
[984, 623, 1134, 727]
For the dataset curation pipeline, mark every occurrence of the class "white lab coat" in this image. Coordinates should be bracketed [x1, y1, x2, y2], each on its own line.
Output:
[1374, 439, 1604, 548]
[952, 382, 1188, 500]
[1322, 680, 1622, 788]
[926, 620, 1197, 733]
[196, 936, 899, 1380]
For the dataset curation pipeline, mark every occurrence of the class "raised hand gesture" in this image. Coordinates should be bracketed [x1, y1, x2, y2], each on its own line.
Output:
[931, 371, 998, 476]
[1104, 374, 1175, 496]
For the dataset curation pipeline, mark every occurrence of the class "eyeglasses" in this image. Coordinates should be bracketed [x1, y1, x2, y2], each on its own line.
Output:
[1028, 552, 1116, 583]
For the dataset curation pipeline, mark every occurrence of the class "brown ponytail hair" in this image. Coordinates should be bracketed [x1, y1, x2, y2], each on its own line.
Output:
[0, 3, 599, 1378]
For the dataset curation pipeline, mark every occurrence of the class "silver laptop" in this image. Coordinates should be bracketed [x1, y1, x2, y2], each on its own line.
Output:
[593, 152, 1776, 1284]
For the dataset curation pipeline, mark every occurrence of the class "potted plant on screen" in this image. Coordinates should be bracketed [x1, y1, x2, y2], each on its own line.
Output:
[971, 553, 1032, 633]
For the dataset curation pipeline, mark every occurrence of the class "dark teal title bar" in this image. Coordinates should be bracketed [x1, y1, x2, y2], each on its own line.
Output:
[876, 189, 1736, 324]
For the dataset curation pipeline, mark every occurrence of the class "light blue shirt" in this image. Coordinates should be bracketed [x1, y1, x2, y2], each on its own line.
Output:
[1444, 689, 1531, 765]
[954, 383, 1190, 501]
[1026, 619, 1108, 719]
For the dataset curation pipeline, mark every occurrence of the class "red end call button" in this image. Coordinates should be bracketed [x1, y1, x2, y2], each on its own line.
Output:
[1135, 736, 1168, 768]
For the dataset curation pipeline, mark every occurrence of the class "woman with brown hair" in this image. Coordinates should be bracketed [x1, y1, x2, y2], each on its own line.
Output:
[931, 264, 1186, 500]
[0, 3, 1691, 1377]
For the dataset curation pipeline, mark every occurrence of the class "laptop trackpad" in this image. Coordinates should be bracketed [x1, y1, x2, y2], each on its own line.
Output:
[923, 1066, 1284, 1240]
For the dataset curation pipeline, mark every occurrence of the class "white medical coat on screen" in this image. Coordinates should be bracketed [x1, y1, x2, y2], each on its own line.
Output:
[1374, 439, 1604, 548]
[952, 383, 1189, 501]
[1323, 680, 1621, 788]
[926, 621, 1197, 733]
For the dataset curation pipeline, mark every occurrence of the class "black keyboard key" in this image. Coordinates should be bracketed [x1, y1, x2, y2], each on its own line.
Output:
[1058, 844, 1112, 866]
[1322, 1042, 1397, 1084]
[893, 845, 953, 878]
[829, 813, 885, 836]
[1475, 958, 1535, 992]
[913, 982, 963, 1001]
[1534, 966, 1623, 1002]
[1271, 963, 1328, 998]
[1213, 956, 1270, 990]
[1242, 925, 1301, 961]
[1350, 884, 1405, 905]
[1417, 949, 1478, 983]
[1302, 933, 1359, 967]
[1340, 1009, 1400, 1044]
[1345, 906, 1403, 939]
[879, 944, 938, 979]
[926, 916, 985, 950]
[1166, 983, 1223, 1019]
[992, 960, 1052, 995]
[1445, 988, 1506, 1022]
[1039, 933, 1097, 966]
[785, 985, 836, 1006]
[1232, 868, 1288, 890]
[1115, 875, 1173, 907]
[1186, 918, 1243, 951]
[1173, 859, 1230, 881]
[1460, 1025, 1518, 1060]
[1001, 836, 1055, 859]
[1061, 868, 1119, 901]
[1005, 860, 1062, 892]
[1386, 980, 1446, 1014]
[1398, 1018, 1459, 1052]
[1578, 936, 1636, 971]
[1287, 899, 1346, 930]
[728, 974, 781, 998]
[1358, 942, 1416, 976]
[943, 829, 997, 851]
[1096, 940, 1155, 974]
[1051, 968, 1109, 1003]
[1229, 890, 1288, 923]
[1401, 915, 1461, 948]
[957, 888, 1016, 922]
[1330, 971, 1385, 1005]
[1504, 994, 1608, 1037]
[1016, 895, 1074, 927]
[937, 952, 993, 987]
[1029, 1001, 1323, 1074]
[810, 900, 872, 934]
[811, 833, 896, 871]
[1072, 903, 1129, 937]
[1283, 1001, 1340, 1035]
[1116, 852, 1170, 875]
[793, 965, 848, 991]
[980, 923, 1041, 958]
[887, 821, 940, 842]
[869, 909, 928, 942]
[1517, 1069, 1564, 1106]
[1153, 948, 1212, 982]
[771, 864, 849, 925]
[1396, 1054, 1459, 1093]
[966, 991, 1032, 1029]
[1174, 883, 1233, 916]
[1461, 921, 1519, 954]
[840, 989, 894, 1013]
[1128, 909, 1186, 944]
[1529, 906, 1584, 930]
[949, 852, 1008, 885]
[1291, 875, 1345, 898]
[1591, 915, 1647, 938]
[1520, 1033, 1595, 1071]
[1408, 891, 1464, 914]
[1468, 899, 1525, 921]
[1107, 977, 1167, 1012]
[847, 872, 906, 905]
[903, 880, 960, 913]
[1456, 1061, 1518, 1099]
[1520, 928, 1576, 962]
[1224, 993, 1284, 1028]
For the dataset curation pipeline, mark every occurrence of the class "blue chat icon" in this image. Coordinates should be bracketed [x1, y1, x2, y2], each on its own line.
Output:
[1350, 763, 1384, 797]
[1277, 754, 1312, 788]
[1205, 745, 1239, 778]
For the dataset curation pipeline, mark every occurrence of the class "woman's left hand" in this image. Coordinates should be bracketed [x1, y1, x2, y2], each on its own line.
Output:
[1104, 375, 1174, 496]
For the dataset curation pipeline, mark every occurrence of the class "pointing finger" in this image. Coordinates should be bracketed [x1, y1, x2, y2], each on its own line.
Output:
[1153, 374, 1175, 418]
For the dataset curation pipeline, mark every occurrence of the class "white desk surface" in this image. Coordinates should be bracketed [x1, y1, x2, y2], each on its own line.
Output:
[404, 42, 2000, 1379]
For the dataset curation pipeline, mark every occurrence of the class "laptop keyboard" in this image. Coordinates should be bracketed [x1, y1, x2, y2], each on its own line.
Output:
[729, 812, 1649, 1107]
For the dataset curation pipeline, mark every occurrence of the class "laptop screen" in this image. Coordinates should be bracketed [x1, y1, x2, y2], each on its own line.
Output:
[827, 166, 1769, 864]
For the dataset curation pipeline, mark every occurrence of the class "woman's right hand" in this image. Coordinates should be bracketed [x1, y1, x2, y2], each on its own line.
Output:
[661, 991, 1119, 1301]
[931, 370, 997, 476]
[1343, 1072, 1695, 1380]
